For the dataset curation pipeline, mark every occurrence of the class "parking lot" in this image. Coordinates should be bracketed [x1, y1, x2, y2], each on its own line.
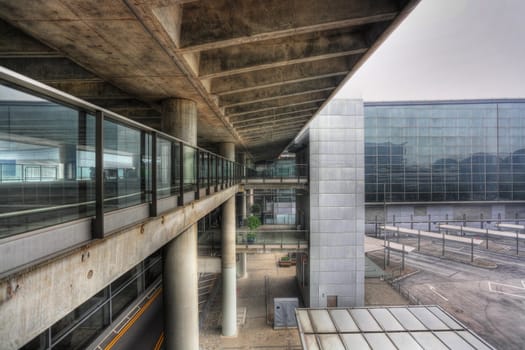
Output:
[368, 235, 525, 350]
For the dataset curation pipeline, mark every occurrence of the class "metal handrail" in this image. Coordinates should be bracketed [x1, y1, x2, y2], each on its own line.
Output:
[0, 66, 244, 238]
[0, 66, 239, 163]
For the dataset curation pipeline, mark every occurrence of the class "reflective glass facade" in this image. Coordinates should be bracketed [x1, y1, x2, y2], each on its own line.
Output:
[364, 101, 525, 203]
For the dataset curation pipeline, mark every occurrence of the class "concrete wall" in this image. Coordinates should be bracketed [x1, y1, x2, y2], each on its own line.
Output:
[308, 99, 364, 307]
[365, 202, 525, 234]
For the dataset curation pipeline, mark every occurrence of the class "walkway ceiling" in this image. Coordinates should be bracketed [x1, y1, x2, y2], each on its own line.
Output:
[0, 0, 418, 161]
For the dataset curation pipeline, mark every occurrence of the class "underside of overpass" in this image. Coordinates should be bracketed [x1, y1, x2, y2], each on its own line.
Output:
[0, 0, 417, 160]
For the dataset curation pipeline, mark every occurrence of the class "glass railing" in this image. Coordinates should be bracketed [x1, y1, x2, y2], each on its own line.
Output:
[0, 67, 243, 238]
[246, 163, 308, 181]
[197, 229, 308, 249]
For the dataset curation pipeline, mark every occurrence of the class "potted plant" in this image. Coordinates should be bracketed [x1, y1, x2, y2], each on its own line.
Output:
[279, 255, 292, 267]
[246, 215, 261, 244]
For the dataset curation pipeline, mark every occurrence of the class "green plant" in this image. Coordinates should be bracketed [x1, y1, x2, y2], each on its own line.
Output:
[247, 215, 261, 231]
[250, 203, 261, 215]
[246, 215, 261, 243]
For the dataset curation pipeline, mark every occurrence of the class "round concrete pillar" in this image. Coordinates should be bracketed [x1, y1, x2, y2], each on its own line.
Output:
[220, 142, 237, 336]
[238, 252, 248, 279]
[163, 224, 199, 350]
[162, 98, 199, 349]
[219, 142, 235, 161]
[222, 196, 236, 336]
[249, 189, 254, 209]
[161, 98, 197, 145]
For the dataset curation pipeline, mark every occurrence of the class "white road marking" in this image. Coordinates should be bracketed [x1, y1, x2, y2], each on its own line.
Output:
[488, 281, 525, 300]
[428, 284, 449, 301]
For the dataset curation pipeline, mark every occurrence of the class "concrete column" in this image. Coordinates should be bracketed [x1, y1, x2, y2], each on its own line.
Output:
[238, 252, 248, 278]
[162, 98, 199, 349]
[249, 189, 254, 209]
[242, 192, 247, 220]
[163, 225, 198, 350]
[162, 98, 197, 144]
[220, 142, 237, 336]
[162, 98, 197, 186]
[241, 153, 247, 221]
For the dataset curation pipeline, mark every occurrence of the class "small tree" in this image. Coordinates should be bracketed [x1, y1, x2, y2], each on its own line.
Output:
[246, 215, 261, 243]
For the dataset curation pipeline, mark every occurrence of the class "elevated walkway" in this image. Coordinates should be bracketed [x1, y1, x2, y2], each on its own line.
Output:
[244, 177, 308, 190]
[198, 225, 309, 253]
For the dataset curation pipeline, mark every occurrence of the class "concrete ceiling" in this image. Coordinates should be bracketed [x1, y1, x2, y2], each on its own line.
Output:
[0, 0, 418, 161]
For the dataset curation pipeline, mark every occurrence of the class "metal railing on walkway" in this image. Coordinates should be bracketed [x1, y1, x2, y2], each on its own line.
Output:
[0, 67, 243, 239]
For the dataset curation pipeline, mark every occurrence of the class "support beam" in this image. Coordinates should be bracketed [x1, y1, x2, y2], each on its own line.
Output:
[235, 115, 310, 130]
[46, 81, 131, 100]
[178, 0, 400, 51]
[198, 30, 367, 79]
[242, 130, 301, 142]
[210, 56, 355, 95]
[219, 76, 343, 107]
[233, 112, 313, 126]
[163, 224, 199, 350]
[237, 120, 307, 134]
[225, 91, 332, 117]
[221, 87, 334, 109]
[0, 19, 59, 58]
[0, 57, 100, 82]
[88, 98, 157, 110]
[229, 104, 320, 122]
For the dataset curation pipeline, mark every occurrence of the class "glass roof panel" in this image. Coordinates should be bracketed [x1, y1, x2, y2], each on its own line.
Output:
[329, 309, 359, 332]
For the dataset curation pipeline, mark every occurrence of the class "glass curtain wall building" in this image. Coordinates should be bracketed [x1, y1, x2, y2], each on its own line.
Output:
[364, 100, 525, 204]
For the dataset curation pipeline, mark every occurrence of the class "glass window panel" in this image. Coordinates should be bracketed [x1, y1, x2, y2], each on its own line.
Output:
[103, 120, 143, 211]
[53, 303, 110, 350]
[0, 84, 96, 237]
[156, 137, 171, 198]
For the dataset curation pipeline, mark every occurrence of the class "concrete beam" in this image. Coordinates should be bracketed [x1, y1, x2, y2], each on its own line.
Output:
[237, 119, 307, 133]
[219, 76, 343, 107]
[222, 87, 334, 109]
[46, 81, 131, 99]
[0, 185, 239, 350]
[225, 91, 332, 117]
[87, 98, 158, 111]
[0, 19, 59, 58]
[234, 114, 311, 129]
[229, 104, 321, 122]
[0, 57, 100, 82]
[232, 110, 314, 126]
[198, 29, 367, 79]
[178, 0, 400, 51]
[241, 126, 303, 139]
[210, 56, 355, 95]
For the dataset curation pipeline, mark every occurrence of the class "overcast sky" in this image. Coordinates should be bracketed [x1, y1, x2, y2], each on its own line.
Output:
[336, 0, 525, 102]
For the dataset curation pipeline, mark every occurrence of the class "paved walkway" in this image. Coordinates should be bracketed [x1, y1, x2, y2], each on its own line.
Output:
[200, 253, 302, 350]
[199, 252, 409, 349]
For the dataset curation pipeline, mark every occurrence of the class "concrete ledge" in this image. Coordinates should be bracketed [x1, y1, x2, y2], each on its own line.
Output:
[0, 185, 238, 350]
